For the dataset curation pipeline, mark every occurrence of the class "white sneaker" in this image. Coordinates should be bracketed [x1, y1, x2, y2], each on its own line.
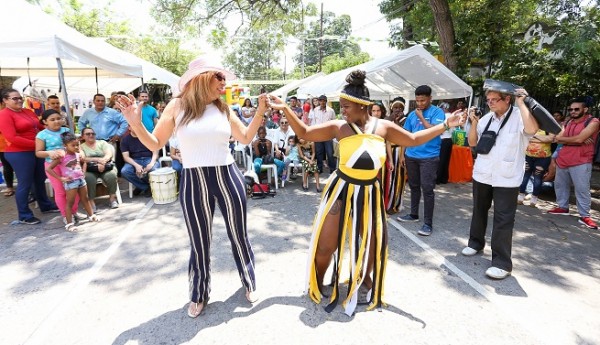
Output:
[529, 196, 538, 207]
[461, 246, 479, 256]
[517, 193, 525, 205]
[485, 267, 511, 279]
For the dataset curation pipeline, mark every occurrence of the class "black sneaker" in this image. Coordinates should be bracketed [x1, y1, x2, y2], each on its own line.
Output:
[20, 217, 41, 225]
[41, 208, 60, 214]
[133, 188, 143, 196]
[397, 214, 419, 222]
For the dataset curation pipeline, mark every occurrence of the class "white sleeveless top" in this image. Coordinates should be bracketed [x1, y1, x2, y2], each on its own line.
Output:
[175, 104, 234, 168]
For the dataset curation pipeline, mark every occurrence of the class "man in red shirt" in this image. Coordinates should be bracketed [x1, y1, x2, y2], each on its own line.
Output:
[548, 97, 599, 229]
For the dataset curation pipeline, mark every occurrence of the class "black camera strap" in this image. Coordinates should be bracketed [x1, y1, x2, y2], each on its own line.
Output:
[483, 105, 513, 134]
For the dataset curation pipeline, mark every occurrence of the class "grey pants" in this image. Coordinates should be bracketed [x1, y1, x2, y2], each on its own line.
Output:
[405, 156, 439, 226]
[554, 163, 592, 217]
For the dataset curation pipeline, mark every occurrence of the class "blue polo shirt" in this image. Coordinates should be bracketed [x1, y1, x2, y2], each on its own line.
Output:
[403, 105, 445, 159]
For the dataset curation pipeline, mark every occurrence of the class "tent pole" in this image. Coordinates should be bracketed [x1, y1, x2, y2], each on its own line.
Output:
[56, 58, 74, 132]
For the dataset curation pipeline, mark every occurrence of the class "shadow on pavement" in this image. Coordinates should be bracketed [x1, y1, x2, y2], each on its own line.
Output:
[112, 288, 426, 345]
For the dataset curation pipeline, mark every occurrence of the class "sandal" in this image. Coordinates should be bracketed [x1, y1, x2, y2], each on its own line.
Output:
[65, 223, 79, 232]
[2, 189, 15, 197]
[88, 214, 101, 222]
[357, 285, 372, 305]
[187, 300, 207, 318]
[245, 289, 259, 303]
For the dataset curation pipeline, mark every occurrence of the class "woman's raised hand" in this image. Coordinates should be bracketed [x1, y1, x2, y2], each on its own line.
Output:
[447, 109, 467, 128]
[266, 94, 286, 110]
[117, 94, 142, 125]
[257, 93, 269, 109]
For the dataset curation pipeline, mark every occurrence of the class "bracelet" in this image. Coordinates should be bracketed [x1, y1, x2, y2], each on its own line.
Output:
[443, 119, 450, 131]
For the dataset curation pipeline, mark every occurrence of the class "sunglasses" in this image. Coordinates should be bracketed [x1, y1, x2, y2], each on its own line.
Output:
[84, 132, 96, 136]
[214, 72, 226, 82]
[567, 108, 581, 112]
[6, 96, 23, 102]
[280, 122, 288, 125]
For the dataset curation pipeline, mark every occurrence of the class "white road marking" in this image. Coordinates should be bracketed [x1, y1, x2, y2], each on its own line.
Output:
[389, 218, 548, 344]
[24, 200, 155, 345]
[389, 218, 494, 300]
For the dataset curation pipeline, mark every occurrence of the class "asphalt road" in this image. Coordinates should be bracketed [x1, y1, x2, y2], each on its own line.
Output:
[1, 179, 599, 345]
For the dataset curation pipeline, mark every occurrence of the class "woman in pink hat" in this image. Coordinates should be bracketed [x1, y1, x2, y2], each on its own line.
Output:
[117, 56, 267, 318]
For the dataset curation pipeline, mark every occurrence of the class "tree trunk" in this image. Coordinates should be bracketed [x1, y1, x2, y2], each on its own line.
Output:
[429, 0, 457, 72]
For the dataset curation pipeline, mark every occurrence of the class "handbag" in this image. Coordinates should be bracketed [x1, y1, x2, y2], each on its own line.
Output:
[87, 161, 114, 173]
[476, 106, 513, 155]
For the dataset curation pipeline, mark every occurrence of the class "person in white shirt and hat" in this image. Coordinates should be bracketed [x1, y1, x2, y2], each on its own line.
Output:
[117, 55, 268, 318]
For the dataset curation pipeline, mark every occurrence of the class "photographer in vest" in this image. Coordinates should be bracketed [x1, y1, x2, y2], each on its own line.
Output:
[462, 87, 539, 280]
[547, 97, 599, 230]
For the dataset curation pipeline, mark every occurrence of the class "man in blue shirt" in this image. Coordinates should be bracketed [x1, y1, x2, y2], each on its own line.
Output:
[139, 90, 158, 132]
[397, 85, 445, 236]
[78, 94, 128, 142]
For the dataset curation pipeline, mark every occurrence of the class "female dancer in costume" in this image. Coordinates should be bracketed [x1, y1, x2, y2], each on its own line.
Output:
[269, 71, 465, 315]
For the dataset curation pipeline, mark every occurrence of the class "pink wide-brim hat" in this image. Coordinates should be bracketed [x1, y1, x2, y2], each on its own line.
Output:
[178, 55, 236, 90]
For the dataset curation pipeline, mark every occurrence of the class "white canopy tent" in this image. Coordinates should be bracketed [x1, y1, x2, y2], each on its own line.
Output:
[12, 40, 180, 96]
[269, 72, 325, 99]
[297, 45, 472, 102]
[1, 0, 179, 128]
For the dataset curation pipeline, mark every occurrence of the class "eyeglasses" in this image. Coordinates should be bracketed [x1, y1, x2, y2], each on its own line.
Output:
[486, 98, 502, 104]
[6, 96, 23, 102]
[84, 133, 96, 136]
[214, 72, 226, 82]
[567, 107, 581, 112]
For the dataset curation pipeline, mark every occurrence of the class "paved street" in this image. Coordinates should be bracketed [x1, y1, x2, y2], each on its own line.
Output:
[1, 177, 599, 345]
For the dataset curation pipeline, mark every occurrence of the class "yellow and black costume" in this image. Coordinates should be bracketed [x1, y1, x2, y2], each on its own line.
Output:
[305, 119, 389, 316]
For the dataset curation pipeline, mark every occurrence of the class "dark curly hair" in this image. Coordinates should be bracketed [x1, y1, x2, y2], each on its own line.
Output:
[61, 131, 78, 144]
[341, 70, 370, 101]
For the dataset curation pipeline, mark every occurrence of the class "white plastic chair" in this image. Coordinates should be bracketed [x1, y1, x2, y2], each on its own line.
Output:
[281, 161, 304, 187]
[245, 147, 278, 190]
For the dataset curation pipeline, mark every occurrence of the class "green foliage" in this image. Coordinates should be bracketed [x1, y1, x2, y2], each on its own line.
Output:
[222, 28, 285, 80]
[295, 12, 362, 71]
[379, 0, 600, 109]
[321, 51, 371, 74]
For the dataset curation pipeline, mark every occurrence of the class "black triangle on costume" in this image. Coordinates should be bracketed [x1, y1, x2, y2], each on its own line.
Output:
[351, 151, 375, 170]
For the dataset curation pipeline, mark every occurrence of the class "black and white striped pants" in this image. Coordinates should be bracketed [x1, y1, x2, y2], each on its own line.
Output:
[180, 164, 256, 303]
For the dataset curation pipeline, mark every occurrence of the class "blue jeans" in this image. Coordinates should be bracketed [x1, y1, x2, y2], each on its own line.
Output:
[253, 157, 284, 176]
[121, 157, 159, 191]
[5, 151, 57, 220]
[519, 155, 551, 196]
[172, 160, 183, 174]
[315, 140, 336, 172]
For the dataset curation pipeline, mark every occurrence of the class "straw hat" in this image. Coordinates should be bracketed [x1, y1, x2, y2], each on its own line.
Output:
[178, 55, 236, 90]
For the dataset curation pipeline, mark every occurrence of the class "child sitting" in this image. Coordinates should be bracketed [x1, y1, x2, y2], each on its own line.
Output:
[298, 137, 321, 192]
[282, 135, 300, 182]
[46, 132, 100, 232]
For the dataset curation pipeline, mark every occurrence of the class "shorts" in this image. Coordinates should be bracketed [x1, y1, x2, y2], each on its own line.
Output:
[64, 178, 87, 191]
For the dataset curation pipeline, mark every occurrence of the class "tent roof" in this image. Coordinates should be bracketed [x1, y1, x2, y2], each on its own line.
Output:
[1, 0, 143, 78]
[297, 45, 472, 101]
[269, 72, 325, 98]
[3, 0, 180, 95]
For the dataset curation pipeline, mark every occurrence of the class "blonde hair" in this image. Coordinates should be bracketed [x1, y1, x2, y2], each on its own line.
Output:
[177, 72, 229, 128]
